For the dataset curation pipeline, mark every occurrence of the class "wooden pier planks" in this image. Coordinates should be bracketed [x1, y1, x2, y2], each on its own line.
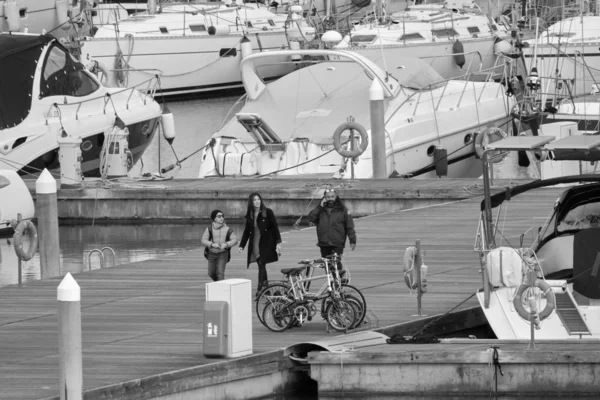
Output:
[0, 187, 564, 399]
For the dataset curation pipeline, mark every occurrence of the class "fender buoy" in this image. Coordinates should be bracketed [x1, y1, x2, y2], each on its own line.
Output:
[453, 40, 465, 68]
[13, 220, 38, 261]
[333, 122, 369, 158]
[474, 127, 507, 163]
[513, 279, 556, 322]
[403, 247, 428, 293]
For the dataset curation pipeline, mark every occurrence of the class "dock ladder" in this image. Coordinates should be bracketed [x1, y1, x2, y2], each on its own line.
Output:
[554, 291, 591, 338]
[87, 247, 116, 270]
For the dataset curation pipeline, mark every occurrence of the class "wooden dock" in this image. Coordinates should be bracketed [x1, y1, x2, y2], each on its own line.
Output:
[0, 186, 565, 399]
[25, 177, 523, 223]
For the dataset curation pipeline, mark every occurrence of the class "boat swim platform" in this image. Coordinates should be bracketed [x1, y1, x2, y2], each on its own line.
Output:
[24, 177, 527, 223]
[1, 186, 584, 399]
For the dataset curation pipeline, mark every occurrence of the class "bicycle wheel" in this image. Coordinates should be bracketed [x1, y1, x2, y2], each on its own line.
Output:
[255, 283, 292, 325]
[262, 298, 294, 332]
[325, 299, 356, 332]
[321, 284, 367, 328]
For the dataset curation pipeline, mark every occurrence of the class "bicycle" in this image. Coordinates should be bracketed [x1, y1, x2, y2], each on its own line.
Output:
[257, 255, 365, 332]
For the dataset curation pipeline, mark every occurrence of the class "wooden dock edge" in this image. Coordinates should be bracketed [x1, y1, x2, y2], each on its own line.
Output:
[308, 349, 600, 396]
[38, 349, 312, 400]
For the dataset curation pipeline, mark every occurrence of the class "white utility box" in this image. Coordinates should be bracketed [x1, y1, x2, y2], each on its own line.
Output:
[539, 121, 580, 180]
[205, 279, 252, 358]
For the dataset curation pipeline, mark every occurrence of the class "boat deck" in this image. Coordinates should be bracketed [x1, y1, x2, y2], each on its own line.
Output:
[1, 186, 566, 399]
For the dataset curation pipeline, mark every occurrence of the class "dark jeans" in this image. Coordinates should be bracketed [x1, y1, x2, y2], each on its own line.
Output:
[257, 258, 268, 291]
[319, 246, 344, 270]
[207, 251, 228, 281]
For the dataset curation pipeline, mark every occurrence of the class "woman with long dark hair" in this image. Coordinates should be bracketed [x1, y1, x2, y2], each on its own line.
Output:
[239, 192, 282, 297]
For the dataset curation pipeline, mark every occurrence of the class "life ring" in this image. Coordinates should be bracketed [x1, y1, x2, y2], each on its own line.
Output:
[333, 122, 369, 158]
[13, 220, 38, 261]
[403, 247, 428, 293]
[474, 127, 507, 163]
[513, 279, 556, 322]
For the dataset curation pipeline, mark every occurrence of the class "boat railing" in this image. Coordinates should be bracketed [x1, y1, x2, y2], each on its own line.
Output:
[386, 62, 509, 126]
[43, 74, 160, 125]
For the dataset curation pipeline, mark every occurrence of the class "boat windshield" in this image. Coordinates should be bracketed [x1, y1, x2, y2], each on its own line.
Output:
[39, 44, 99, 98]
[557, 201, 600, 232]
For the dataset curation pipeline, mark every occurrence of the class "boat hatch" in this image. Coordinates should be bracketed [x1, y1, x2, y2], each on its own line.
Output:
[236, 113, 285, 152]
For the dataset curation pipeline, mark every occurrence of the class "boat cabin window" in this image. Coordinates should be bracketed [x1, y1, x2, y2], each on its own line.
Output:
[557, 202, 600, 231]
[189, 23, 207, 32]
[268, 19, 275, 26]
[351, 34, 377, 44]
[40, 45, 99, 99]
[467, 26, 480, 34]
[547, 32, 576, 38]
[432, 28, 458, 38]
[398, 32, 425, 41]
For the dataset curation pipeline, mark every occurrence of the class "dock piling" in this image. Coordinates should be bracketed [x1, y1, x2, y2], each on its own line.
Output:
[370, 79, 387, 179]
[36, 169, 60, 279]
[58, 273, 83, 400]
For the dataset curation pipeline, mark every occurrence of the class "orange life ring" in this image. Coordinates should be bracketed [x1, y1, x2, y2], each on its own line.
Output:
[13, 220, 38, 261]
[474, 127, 507, 163]
[513, 279, 556, 321]
[333, 122, 369, 158]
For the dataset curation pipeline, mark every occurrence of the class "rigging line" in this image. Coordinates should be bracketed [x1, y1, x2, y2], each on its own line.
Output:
[373, 5, 389, 77]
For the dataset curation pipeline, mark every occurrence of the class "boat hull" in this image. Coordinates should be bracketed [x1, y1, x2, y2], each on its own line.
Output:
[81, 33, 298, 97]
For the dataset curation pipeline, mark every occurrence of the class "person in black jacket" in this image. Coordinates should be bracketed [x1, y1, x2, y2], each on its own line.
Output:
[239, 193, 282, 296]
[307, 188, 356, 269]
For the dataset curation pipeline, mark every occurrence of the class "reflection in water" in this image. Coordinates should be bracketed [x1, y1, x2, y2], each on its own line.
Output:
[0, 223, 278, 288]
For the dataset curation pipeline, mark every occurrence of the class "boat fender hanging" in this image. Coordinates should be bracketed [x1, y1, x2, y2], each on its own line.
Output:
[333, 122, 368, 158]
[208, 25, 230, 35]
[13, 220, 38, 261]
[403, 247, 428, 293]
[453, 40, 465, 69]
[5, 0, 22, 32]
[513, 279, 556, 322]
[240, 36, 253, 59]
[161, 105, 176, 144]
[56, 0, 69, 28]
[474, 127, 507, 163]
[433, 145, 448, 177]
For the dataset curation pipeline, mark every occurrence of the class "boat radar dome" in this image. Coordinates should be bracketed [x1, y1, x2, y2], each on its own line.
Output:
[321, 30, 343, 45]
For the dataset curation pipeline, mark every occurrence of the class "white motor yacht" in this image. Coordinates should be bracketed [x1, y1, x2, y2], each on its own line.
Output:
[524, 16, 600, 97]
[197, 49, 515, 179]
[0, 33, 163, 178]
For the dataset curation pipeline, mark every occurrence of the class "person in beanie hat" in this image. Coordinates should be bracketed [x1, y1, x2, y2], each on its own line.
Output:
[201, 209, 238, 281]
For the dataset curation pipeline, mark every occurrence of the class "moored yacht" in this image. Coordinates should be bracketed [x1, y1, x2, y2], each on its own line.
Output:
[79, 2, 316, 97]
[197, 49, 515, 179]
[0, 33, 162, 178]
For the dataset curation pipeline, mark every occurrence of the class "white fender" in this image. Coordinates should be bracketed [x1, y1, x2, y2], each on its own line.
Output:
[208, 25, 230, 35]
[56, 0, 69, 28]
[240, 36, 253, 59]
[161, 105, 176, 145]
[4, 0, 21, 32]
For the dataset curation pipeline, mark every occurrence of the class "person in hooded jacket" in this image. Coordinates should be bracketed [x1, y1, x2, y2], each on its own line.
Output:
[238, 193, 282, 297]
[201, 209, 238, 281]
[308, 188, 356, 269]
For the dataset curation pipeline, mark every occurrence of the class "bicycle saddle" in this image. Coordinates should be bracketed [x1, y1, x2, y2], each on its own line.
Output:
[280, 266, 307, 276]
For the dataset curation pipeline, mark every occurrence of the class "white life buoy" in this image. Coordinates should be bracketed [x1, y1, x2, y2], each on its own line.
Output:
[474, 127, 507, 163]
[403, 247, 428, 293]
[513, 279, 556, 322]
[13, 220, 38, 261]
[333, 122, 368, 158]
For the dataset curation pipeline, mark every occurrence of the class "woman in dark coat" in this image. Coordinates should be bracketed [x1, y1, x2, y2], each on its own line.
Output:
[238, 192, 282, 296]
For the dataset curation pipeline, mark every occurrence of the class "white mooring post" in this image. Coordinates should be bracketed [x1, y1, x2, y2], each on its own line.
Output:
[369, 79, 387, 179]
[58, 273, 82, 400]
[36, 169, 60, 279]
